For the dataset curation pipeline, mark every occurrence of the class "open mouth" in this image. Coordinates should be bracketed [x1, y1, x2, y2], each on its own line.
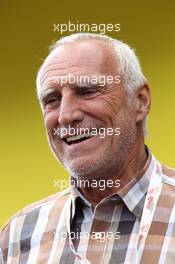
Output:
[62, 133, 95, 145]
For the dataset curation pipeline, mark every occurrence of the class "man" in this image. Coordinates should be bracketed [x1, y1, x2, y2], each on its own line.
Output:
[1, 33, 175, 264]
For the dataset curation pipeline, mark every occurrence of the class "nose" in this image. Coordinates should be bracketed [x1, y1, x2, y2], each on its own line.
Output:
[58, 91, 85, 125]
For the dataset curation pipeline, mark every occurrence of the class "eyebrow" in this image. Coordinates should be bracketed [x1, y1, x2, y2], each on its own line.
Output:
[39, 88, 57, 101]
[75, 80, 107, 88]
[75, 82, 97, 88]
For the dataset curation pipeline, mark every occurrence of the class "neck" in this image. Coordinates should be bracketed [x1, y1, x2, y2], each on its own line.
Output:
[77, 136, 148, 208]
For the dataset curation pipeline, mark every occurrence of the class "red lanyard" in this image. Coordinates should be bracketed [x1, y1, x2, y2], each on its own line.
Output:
[136, 155, 162, 262]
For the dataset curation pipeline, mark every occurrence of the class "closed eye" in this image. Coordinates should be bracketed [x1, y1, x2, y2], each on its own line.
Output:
[47, 97, 58, 104]
[43, 95, 61, 109]
[78, 87, 102, 98]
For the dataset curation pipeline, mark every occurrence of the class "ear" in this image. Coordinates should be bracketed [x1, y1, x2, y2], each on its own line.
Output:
[136, 84, 151, 123]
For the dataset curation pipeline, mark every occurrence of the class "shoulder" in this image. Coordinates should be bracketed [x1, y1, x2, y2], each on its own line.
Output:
[162, 164, 175, 187]
[1, 188, 71, 230]
[0, 188, 72, 258]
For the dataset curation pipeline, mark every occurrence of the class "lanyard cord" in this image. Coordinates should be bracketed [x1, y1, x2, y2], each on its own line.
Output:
[136, 156, 163, 262]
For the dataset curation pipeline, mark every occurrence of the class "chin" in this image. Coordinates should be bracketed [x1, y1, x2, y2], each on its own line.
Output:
[63, 154, 111, 180]
[63, 158, 101, 179]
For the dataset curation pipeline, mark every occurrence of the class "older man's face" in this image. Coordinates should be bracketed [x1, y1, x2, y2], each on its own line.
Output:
[38, 40, 138, 179]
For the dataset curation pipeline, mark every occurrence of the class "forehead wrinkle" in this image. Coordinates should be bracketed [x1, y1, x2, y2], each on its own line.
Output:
[40, 68, 80, 88]
[40, 67, 105, 88]
[42, 52, 99, 75]
[42, 60, 82, 71]
[41, 73, 104, 89]
[40, 62, 100, 85]
[39, 61, 74, 82]
[41, 60, 102, 78]
[42, 64, 93, 78]
[40, 64, 69, 83]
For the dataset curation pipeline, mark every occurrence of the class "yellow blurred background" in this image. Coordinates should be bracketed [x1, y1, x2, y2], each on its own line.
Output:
[1, 0, 175, 228]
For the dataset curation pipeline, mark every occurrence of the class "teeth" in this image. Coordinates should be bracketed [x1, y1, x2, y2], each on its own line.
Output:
[66, 133, 94, 143]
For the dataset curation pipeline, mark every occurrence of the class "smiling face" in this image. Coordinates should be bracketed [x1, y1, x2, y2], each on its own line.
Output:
[38, 39, 141, 179]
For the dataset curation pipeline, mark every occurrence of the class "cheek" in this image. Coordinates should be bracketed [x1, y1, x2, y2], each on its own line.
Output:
[87, 94, 126, 125]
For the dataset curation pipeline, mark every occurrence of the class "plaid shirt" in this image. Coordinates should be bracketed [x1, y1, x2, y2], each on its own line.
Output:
[1, 150, 175, 264]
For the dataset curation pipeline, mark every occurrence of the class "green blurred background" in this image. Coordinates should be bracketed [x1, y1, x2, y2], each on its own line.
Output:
[1, 0, 175, 228]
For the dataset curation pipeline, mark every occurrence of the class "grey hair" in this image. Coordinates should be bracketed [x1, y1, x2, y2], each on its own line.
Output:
[36, 33, 148, 135]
